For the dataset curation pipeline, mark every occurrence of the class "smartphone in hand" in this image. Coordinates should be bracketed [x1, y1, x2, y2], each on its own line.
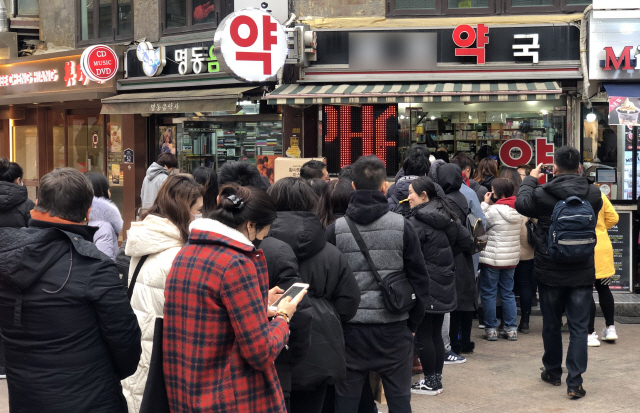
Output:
[268, 283, 309, 312]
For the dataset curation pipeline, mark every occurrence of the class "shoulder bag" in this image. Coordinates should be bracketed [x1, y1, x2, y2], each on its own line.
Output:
[344, 216, 416, 315]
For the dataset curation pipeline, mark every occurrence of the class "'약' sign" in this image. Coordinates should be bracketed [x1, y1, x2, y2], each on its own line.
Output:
[322, 105, 399, 175]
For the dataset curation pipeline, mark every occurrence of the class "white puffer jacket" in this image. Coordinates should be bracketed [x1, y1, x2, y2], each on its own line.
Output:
[480, 201, 523, 268]
[121, 214, 184, 413]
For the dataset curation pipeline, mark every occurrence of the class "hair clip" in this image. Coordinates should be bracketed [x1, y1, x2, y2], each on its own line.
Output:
[226, 194, 245, 210]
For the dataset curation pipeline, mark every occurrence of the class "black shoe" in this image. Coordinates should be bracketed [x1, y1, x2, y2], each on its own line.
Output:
[460, 342, 475, 354]
[518, 322, 530, 334]
[541, 370, 561, 386]
[567, 385, 586, 399]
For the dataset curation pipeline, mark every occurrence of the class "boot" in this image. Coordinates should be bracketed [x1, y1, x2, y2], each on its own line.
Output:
[518, 313, 530, 334]
[412, 353, 422, 374]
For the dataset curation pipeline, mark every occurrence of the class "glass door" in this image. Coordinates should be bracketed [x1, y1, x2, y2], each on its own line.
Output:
[68, 111, 105, 174]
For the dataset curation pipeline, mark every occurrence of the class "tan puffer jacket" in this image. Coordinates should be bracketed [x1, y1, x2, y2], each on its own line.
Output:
[480, 202, 523, 267]
[121, 215, 184, 413]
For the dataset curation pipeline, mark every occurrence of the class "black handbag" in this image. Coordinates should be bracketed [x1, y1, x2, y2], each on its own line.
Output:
[127, 257, 171, 413]
[344, 216, 417, 315]
[526, 218, 537, 248]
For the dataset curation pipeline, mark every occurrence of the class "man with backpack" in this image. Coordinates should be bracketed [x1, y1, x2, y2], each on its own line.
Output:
[515, 146, 602, 399]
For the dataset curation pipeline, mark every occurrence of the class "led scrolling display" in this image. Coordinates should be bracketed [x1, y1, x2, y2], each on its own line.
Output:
[323, 105, 399, 175]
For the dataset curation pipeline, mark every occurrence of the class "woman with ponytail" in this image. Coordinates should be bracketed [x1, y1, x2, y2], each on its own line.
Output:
[163, 183, 307, 413]
[406, 177, 472, 396]
[0, 158, 35, 228]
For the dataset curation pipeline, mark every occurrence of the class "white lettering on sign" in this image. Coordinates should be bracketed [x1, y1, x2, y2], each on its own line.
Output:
[513, 34, 540, 64]
[0, 69, 59, 87]
[214, 8, 288, 82]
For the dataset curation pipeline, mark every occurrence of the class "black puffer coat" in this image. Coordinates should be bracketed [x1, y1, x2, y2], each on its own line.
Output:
[437, 164, 477, 312]
[516, 174, 603, 287]
[0, 182, 35, 228]
[408, 200, 473, 314]
[0, 220, 141, 413]
[260, 236, 312, 396]
[268, 211, 360, 388]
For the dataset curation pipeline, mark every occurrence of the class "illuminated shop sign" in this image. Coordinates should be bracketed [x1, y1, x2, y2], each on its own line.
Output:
[453, 24, 489, 64]
[214, 8, 288, 82]
[0, 70, 59, 86]
[589, 17, 640, 80]
[133, 42, 219, 77]
[322, 104, 399, 175]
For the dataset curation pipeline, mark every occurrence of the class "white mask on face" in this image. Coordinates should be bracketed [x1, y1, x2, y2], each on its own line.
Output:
[190, 212, 202, 220]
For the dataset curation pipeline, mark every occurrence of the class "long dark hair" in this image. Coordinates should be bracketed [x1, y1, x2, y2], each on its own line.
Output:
[192, 166, 218, 216]
[499, 167, 521, 196]
[211, 183, 277, 233]
[85, 172, 110, 199]
[409, 176, 458, 221]
[473, 158, 498, 183]
[317, 178, 354, 227]
[267, 177, 318, 212]
[0, 158, 23, 183]
[142, 174, 204, 244]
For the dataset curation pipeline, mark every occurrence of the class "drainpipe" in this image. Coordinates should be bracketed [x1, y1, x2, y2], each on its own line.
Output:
[580, 4, 594, 109]
[0, 0, 9, 32]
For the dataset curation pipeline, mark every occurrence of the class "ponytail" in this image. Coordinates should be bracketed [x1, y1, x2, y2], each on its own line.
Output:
[210, 183, 277, 232]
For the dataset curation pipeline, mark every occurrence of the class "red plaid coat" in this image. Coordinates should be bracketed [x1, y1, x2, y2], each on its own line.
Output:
[163, 222, 289, 413]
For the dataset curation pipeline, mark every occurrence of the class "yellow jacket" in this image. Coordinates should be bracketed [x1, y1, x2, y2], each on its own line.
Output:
[594, 193, 619, 279]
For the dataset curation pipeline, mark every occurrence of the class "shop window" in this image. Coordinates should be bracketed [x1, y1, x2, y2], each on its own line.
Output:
[107, 115, 124, 219]
[68, 112, 105, 174]
[163, 0, 221, 35]
[12, 125, 38, 201]
[16, 0, 39, 16]
[77, 0, 133, 45]
[387, 0, 590, 16]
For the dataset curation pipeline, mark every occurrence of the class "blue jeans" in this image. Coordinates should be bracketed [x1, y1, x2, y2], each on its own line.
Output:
[538, 283, 592, 387]
[479, 265, 517, 330]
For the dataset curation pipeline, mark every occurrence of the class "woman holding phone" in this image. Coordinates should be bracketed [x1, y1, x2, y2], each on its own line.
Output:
[163, 183, 306, 413]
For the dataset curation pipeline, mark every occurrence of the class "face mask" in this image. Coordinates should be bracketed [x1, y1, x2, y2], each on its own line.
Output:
[190, 212, 202, 220]
[252, 238, 263, 249]
[490, 195, 498, 203]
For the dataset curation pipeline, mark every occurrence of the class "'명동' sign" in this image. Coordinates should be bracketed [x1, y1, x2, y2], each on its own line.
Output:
[213, 8, 288, 82]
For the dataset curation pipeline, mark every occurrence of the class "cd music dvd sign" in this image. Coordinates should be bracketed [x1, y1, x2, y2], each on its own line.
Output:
[81, 45, 119, 82]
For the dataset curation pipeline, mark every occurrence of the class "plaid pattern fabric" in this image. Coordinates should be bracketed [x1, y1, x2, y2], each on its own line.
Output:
[163, 228, 289, 413]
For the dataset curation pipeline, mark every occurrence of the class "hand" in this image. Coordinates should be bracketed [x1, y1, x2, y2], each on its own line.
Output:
[276, 289, 308, 320]
[531, 163, 543, 179]
[484, 191, 493, 205]
[267, 287, 283, 318]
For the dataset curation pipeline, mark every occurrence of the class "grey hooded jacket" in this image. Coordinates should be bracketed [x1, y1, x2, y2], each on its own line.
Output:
[89, 197, 124, 261]
[140, 163, 169, 210]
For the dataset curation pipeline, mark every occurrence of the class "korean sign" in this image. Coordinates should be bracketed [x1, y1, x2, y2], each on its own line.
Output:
[213, 8, 288, 82]
[135, 42, 219, 77]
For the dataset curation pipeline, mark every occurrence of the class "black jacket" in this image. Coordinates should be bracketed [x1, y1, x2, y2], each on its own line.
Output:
[469, 179, 488, 203]
[0, 182, 35, 228]
[269, 211, 360, 388]
[515, 174, 603, 287]
[0, 220, 141, 413]
[260, 236, 312, 394]
[437, 164, 477, 311]
[408, 200, 472, 314]
[327, 190, 430, 329]
[478, 175, 495, 192]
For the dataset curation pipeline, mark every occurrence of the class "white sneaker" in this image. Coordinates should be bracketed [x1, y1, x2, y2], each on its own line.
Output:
[588, 332, 600, 347]
[602, 325, 618, 341]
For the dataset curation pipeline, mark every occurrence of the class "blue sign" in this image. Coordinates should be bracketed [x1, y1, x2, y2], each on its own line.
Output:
[124, 148, 134, 164]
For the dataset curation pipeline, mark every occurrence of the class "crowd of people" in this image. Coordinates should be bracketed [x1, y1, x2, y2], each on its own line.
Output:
[0, 145, 618, 412]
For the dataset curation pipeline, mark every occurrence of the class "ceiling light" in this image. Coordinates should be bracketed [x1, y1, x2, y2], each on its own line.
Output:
[431, 116, 435, 120]
[586, 112, 597, 123]
[540, 110, 548, 115]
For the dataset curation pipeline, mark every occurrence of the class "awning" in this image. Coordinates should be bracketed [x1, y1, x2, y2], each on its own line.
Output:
[101, 86, 254, 114]
[267, 82, 562, 105]
[603, 83, 640, 98]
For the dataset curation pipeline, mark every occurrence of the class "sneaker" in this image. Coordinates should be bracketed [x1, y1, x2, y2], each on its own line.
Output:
[567, 385, 586, 399]
[588, 332, 600, 347]
[541, 370, 561, 386]
[444, 351, 466, 364]
[601, 325, 618, 341]
[500, 329, 518, 341]
[460, 341, 475, 354]
[478, 322, 485, 329]
[411, 378, 438, 396]
[435, 373, 443, 394]
[483, 328, 498, 341]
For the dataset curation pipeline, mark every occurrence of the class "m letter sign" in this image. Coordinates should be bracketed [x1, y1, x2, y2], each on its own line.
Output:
[214, 8, 288, 82]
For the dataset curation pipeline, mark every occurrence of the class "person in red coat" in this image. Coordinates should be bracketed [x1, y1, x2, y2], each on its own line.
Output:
[163, 183, 307, 413]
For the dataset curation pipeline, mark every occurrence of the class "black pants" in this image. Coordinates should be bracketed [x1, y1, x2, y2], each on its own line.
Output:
[449, 310, 474, 354]
[322, 382, 376, 413]
[415, 313, 445, 376]
[539, 283, 592, 387]
[291, 385, 328, 413]
[514, 259, 535, 316]
[589, 278, 615, 334]
[335, 322, 413, 413]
